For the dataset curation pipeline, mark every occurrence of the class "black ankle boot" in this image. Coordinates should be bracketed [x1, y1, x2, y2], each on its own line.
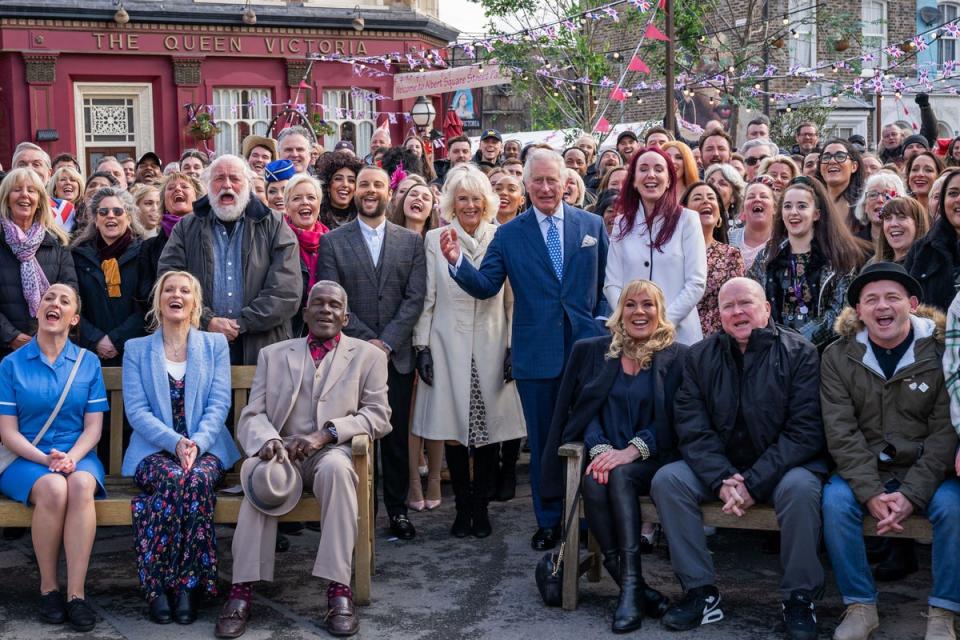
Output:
[641, 584, 670, 618]
[612, 552, 644, 633]
[148, 592, 173, 624]
[173, 590, 196, 625]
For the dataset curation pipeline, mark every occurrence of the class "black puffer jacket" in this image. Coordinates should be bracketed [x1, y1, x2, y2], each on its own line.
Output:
[0, 231, 77, 356]
[904, 215, 960, 312]
[72, 239, 147, 365]
[674, 320, 827, 502]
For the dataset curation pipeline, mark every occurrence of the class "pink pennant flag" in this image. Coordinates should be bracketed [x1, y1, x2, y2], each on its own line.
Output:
[298, 80, 311, 89]
[645, 24, 670, 41]
[610, 87, 627, 101]
[658, 0, 666, 8]
[594, 116, 612, 133]
[628, 56, 650, 73]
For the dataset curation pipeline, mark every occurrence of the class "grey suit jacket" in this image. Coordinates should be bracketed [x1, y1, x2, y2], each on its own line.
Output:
[316, 219, 427, 374]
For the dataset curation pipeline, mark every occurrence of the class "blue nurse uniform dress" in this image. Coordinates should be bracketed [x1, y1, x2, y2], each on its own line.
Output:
[0, 338, 108, 504]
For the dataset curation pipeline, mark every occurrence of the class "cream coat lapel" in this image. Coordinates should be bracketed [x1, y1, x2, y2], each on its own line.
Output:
[272, 340, 307, 433]
[318, 336, 355, 401]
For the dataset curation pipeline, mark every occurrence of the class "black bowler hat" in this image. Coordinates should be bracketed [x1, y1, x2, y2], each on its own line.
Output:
[847, 261, 922, 306]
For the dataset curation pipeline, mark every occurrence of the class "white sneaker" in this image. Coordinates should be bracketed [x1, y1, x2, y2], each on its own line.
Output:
[925, 606, 957, 640]
[833, 603, 879, 640]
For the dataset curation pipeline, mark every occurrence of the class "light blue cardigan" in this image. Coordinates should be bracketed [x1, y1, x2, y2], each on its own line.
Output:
[121, 328, 241, 475]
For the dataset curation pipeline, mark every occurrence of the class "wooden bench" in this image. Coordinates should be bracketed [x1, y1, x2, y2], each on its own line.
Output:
[558, 442, 935, 611]
[0, 365, 375, 605]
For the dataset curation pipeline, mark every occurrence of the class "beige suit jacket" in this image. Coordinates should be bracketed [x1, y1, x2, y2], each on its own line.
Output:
[237, 334, 392, 457]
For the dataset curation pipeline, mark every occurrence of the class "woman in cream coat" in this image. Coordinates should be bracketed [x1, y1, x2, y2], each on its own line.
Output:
[604, 147, 707, 345]
[412, 164, 526, 539]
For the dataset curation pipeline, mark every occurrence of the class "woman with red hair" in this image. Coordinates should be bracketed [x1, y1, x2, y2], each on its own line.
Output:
[603, 147, 707, 345]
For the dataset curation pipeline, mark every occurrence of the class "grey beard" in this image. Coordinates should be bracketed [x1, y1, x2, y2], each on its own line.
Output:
[212, 189, 250, 222]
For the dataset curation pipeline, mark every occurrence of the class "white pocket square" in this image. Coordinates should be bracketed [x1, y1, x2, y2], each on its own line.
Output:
[581, 235, 597, 248]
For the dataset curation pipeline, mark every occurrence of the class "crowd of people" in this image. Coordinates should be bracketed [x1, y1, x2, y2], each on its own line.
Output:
[0, 93, 959, 640]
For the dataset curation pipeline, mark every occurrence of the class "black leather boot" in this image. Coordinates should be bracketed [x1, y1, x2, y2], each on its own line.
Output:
[494, 439, 520, 502]
[602, 550, 621, 585]
[446, 444, 473, 537]
[612, 552, 644, 633]
[472, 445, 497, 538]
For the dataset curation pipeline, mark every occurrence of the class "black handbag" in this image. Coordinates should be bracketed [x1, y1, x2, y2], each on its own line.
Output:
[535, 484, 582, 607]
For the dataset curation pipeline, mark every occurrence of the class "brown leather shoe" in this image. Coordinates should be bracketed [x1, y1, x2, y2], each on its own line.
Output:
[324, 595, 359, 637]
[215, 598, 250, 639]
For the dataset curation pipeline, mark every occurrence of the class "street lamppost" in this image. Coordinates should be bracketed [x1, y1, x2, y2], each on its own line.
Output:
[410, 95, 436, 137]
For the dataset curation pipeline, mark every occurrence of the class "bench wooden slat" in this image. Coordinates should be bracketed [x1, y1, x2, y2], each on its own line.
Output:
[559, 441, 935, 610]
[1, 364, 375, 603]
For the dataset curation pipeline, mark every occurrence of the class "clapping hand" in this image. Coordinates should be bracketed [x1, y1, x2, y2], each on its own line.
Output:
[176, 437, 198, 472]
[439, 228, 461, 265]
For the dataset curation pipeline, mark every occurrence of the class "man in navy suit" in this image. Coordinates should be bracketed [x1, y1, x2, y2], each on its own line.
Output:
[440, 149, 608, 549]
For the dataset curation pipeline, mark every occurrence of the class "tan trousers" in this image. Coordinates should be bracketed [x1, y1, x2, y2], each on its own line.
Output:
[230, 445, 359, 586]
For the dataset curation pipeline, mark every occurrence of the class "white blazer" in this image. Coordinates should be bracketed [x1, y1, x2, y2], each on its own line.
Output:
[603, 206, 707, 345]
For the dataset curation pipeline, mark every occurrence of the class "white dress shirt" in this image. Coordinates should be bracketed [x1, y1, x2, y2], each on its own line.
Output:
[358, 218, 386, 266]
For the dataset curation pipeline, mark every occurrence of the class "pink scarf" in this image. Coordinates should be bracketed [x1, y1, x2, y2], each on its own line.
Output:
[1, 218, 50, 318]
[286, 217, 329, 291]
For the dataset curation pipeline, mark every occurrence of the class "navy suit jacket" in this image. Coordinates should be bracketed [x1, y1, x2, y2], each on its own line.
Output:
[452, 203, 608, 380]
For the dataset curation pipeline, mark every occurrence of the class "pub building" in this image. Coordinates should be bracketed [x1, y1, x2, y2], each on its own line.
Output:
[0, 0, 457, 172]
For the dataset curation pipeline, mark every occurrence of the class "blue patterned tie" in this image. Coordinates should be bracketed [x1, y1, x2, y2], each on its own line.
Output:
[545, 216, 563, 281]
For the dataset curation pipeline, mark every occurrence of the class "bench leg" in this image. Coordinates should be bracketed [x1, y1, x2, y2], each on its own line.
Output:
[353, 439, 372, 606]
[587, 531, 602, 583]
[561, 452, 583, 611]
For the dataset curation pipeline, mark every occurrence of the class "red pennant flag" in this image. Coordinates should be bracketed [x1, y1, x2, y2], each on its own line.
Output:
[628, 56, 650, 73]
[609, 87, 627, 101]
[298, 80, 311, 89]
[658, 0, 666, 8]
[594, 116, 612, 133]
[645, 24, 670, 41]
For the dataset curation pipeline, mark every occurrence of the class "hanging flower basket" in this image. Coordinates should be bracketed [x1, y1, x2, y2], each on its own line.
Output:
[310, 113, 337, 138]
[833, 38, 851, 52]
[188, 113, 221, 141]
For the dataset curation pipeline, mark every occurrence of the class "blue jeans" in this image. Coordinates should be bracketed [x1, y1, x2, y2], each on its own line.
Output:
[822, 474, 960, 613]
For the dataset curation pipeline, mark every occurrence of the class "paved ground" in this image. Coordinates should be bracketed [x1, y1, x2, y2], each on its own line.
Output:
[0, 465, 945, 639]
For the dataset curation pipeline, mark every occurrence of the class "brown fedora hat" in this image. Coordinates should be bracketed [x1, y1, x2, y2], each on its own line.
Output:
[240, 452, 302, 517]
[241, 135, 277, 160]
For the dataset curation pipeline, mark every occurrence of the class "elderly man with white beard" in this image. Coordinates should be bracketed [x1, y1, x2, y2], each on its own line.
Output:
[158, 154, 301, 365]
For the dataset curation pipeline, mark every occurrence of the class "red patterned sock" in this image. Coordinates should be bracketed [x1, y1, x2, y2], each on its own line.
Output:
[229, 582, 254, 603]
[326, 582, 353, 601]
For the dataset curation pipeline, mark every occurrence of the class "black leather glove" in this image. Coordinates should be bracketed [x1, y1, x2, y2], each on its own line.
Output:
[915, 92, 929, 107]
[416, 347, 434, 386]
[503, 348, 513, 383]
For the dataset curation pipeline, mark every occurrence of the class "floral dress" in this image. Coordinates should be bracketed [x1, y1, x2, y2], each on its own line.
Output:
[131, 373, 224, 602]
[698, 242, 745, 337]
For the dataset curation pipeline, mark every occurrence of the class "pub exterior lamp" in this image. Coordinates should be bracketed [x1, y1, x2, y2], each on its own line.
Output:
[410, 95, 436, 134]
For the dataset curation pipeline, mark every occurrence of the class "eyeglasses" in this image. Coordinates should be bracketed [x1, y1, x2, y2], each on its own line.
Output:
[744, 155, 769, 166]
[866, 190, 895, 200]
[96, 207, 125, 217]
[819, 152, 850, 164]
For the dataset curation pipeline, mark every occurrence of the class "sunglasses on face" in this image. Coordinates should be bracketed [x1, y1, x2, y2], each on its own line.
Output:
[96, 207, 125, 217]
[819, 152, 850, 164]
[744, 155, 769, 166]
